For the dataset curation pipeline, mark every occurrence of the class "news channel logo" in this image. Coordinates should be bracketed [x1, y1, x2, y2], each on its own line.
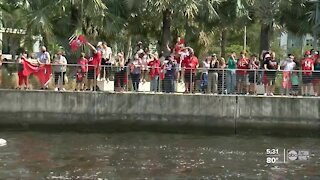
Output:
[287, 150, 310, 161]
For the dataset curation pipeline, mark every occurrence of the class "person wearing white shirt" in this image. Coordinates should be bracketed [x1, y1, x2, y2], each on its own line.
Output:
[53, 51, 68, 91]
[101, 42, 113, 81]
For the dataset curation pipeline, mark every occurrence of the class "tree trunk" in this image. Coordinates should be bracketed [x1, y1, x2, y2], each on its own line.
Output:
[259, 23, 270, 54]
[221, 29, 227, 58]
[161, 9, 172, 56]
[125, 35, 132, 60]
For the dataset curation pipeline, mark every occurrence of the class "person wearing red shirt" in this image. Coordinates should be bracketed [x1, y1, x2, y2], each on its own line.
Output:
[76, 53, 88, 91]
[302, 51, 314, 96]
[148, 53, 161, 92]
[237, 51, 249, 94]
[17, 51, 29, 90]
[86, 42, 102, 91]
[182, 48, 199, 93]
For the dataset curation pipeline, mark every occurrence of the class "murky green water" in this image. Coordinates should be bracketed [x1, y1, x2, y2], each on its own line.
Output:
[0, 132, 319, 179]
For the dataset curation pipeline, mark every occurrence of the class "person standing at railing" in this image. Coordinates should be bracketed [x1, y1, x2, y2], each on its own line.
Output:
[37, 46, 51, 90]
[16, 51, 29, 90]
[248, 54, 260, 95]
[301, 51, 314, 96]
[114, 52, 125, 92]
[100, 42, 113, 82]
[130, 54, 142, 92]
[75, 53, 88, 91]
[313, 57, 320, 96]
[53, 51, 67, 91]
[140, 48, 150, 84]
[86, 42, 102, 91]
[200, 56, 210, 93]
[218, 57, 227, 94]
[237, 51, 249, 95]
[263, 53, 278, 96]
[182, 48, 199, 93]
[163, 55, 178, 93]
[279, 54, 296, 96]
[208, 54, 219, 95]
[226, 52, 237, 94]
[148, 52, 161, 92]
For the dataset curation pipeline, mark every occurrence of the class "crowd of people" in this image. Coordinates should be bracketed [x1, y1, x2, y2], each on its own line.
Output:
[0, 38, 320, 96]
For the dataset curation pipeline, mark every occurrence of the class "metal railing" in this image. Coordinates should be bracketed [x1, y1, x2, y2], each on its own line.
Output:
[0, 61, 319, 97]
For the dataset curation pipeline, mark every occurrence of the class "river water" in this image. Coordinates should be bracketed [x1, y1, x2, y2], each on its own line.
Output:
[0, 131, 319, 179]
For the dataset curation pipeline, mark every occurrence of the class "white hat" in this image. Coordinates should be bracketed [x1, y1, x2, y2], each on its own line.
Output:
[97, 42, 103, 47]
[137, 49, 144, 54]
[265, 54, 271, 58]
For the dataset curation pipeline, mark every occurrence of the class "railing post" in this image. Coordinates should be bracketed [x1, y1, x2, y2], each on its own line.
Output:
[222, 69, 225, 95]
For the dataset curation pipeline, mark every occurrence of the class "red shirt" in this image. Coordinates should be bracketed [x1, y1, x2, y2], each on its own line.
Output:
[237, 58, 249, 75]
[148, 58, 161, 79]
[183, 55, 199, 73]
[88, 51, 102, 70]
[77, 58, 88, 73]
[302, 57, 314, 75]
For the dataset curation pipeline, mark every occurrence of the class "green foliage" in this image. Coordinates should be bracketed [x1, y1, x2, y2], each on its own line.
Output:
[0, 0, 317, 59]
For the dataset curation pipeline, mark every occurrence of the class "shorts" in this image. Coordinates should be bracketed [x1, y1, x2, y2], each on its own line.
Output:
[302, 74, 312, 84]
[184, 72, 196, 83]
[87, 69, 96, 80]
[292, 85, 299, 92]
[237, 74, 248, 83]
[313, 72, 320, 82]
[248, 72, 257, 83]
[263, 72, 276, 85]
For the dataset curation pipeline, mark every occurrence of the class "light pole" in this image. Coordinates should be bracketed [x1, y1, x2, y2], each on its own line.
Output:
[310, 0, 319, 50]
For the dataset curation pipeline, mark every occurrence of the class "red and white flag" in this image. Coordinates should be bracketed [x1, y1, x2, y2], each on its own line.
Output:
[23, 61, 52, 86]
[70, 35, 87, 52]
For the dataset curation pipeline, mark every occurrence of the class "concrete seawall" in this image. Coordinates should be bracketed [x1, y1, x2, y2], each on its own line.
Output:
[0, 90, 319, 135]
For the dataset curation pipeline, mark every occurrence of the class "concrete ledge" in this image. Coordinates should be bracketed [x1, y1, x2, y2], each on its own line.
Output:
[0, 90, 319, 135]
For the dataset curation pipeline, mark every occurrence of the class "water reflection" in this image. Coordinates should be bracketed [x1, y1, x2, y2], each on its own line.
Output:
[0, 132, 319, 179]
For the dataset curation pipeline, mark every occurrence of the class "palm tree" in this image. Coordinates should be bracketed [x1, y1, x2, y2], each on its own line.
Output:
[145, 0, 221, 55]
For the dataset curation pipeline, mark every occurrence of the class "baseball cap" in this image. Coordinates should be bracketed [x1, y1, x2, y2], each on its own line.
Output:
[97, 42, 103, 47]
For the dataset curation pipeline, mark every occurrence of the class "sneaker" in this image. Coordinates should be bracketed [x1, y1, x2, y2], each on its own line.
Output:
[54, 87, 59, 91]
[270, 93, 274, 96]
[61, 88, 66, 91]
[264, 93, 268, 96]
